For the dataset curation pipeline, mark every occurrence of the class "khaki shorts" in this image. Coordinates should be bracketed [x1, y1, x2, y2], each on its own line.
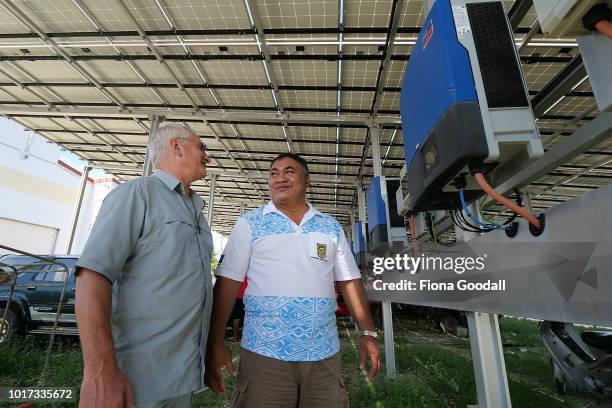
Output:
[231, 348, 349, 408]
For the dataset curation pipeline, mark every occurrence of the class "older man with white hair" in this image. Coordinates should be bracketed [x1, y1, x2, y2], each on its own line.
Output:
[75, 123, 213, 408]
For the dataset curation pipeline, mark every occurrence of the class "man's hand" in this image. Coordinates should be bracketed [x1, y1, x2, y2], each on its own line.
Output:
[79, 363, 134, 408]
[359, 335, 381, 379]
[205, 344, 236, 394]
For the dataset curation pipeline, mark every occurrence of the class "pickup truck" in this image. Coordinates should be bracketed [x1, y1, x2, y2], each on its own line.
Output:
[0, 255, 78, 344]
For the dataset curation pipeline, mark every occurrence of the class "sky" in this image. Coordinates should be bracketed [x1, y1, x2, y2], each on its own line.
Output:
[59, 149, 109, 179]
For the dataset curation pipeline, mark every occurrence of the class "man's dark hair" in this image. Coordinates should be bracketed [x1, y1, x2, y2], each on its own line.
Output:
[270, 153, 309, 175]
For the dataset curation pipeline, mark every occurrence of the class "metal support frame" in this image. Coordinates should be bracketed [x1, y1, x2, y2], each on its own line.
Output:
[203, 120, 265, 202]
[382, 300, 396, 379]
[65, 164, 91, 254]
[0, 105, 396, 126]
[71, 0, 171, 107]
[243, 0, 294, 152]
[370, 120, 396, 378]
[531, 55, 587, 117]
[349, 211, 356, 244]
[357, 185, 367, 244]
[371, 125, 383, 177]
[371, 0, 403, 116]
[491, 112, 612, 197]
[460, 203, 511, 408]
[114, 0, 200, 112]
[207, 174, 217, 226]
[517, 20, 540, 52]
[467, 312, 512, 408]
[143, 115, 162, 176]
[0, 0, 126, 110]
[508, 0, 534, 31]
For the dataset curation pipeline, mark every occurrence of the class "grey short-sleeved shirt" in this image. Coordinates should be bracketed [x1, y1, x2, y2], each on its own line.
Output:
[76, 170, 213, 403]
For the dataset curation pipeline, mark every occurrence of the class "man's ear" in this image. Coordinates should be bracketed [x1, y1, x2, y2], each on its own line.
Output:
[305, 176, 310, 187]
[170, 138, 182, 157]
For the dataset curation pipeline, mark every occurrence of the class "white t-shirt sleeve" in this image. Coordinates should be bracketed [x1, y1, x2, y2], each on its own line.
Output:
[215, 217, 251, 282]
[333, 226, 362, 281]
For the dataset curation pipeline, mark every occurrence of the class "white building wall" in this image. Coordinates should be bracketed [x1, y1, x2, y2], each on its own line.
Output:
[0, 118, 227, 258]
[0, 118, 116, 255]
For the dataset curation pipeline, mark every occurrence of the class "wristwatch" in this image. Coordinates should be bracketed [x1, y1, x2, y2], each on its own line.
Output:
[361, 330, 379, 339]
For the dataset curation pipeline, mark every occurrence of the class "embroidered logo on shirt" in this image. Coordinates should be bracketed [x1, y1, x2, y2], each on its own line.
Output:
[316, 243, 327, 260]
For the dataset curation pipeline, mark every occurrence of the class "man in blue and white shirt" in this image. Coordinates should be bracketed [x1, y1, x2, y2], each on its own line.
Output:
[206, 153, 380, 407]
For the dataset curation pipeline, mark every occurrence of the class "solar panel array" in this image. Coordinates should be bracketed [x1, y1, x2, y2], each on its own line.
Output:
[0, 0, 608, 235]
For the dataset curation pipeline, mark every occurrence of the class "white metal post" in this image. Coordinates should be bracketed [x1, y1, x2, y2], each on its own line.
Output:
[370, 123, 395, 378]
[457, 203, 512, 408]
[65, 164, 91, 254]
[207, 174, 217, 227]
[357, 185, 367, 243]
[382, 300, 396, 379]
[349, 210, 356, 244]
[523, 191, 533, 214]
[467, 312, 512, 408]
[371, 125, 382, 177]
[143, 115, 162, 176]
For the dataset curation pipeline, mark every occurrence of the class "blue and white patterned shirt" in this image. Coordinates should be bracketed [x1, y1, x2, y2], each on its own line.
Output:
[215, 201, 361, 361]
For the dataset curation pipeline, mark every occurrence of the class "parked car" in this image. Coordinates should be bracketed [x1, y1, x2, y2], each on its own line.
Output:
[0, 254, 78, 344]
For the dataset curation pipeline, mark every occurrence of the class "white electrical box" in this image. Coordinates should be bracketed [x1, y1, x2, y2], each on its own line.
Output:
[533, 0, 612, 37]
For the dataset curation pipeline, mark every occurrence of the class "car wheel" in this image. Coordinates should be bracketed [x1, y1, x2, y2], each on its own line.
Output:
[0, 308, 18, 345]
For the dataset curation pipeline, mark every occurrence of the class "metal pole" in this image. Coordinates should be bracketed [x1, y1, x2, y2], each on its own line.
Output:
[467, 312, 512, 408]
[65, 164, 91, 254]
[523, 192, 533, 214]
[357, 185, 367, 246]
[458, 203, 512, 408]
[382, 300, 396, 379]
[349, 210, 356, 244]
[371, 125, 382, 177]
[207, 174, 217, 226]
[143, 115, 162, 176]
[370, 123, 395, 378]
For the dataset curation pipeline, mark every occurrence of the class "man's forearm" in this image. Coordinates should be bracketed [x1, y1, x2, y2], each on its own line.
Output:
[75, 269, 117, 372]
[208, 276, 243, 347]
[337, 279, 376, 331]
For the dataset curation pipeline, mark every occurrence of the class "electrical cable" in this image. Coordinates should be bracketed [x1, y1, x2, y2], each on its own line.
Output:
[460, 189, 508, 230]
[480, 188, 522, 226]
[427, 212, 456, 247]
[450, 210, 483, 233]
[474, 172, 541, 229]
[408, 214, 420, 256]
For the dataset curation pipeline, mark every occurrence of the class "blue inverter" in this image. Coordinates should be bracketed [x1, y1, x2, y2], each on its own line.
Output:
[366, 176, 407, 254]
[399, 0, 543, 213]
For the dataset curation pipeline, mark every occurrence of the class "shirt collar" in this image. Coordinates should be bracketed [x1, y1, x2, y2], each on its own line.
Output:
[263, 200, 322, 224]
[153, 169, 182, 193]
[153, 170, 206, 207]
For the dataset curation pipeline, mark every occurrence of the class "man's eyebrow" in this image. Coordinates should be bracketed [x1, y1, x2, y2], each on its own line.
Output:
[270, 164, 296, 172]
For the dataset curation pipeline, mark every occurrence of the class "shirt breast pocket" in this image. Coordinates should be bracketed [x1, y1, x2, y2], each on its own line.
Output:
[305, 234, 336, 264]
[151, 217, 197, 249]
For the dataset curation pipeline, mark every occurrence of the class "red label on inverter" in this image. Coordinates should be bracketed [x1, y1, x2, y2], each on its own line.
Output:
[423, 21, 434, 50]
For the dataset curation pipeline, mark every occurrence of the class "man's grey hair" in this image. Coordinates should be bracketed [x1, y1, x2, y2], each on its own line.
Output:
[148, 123, 196, 165]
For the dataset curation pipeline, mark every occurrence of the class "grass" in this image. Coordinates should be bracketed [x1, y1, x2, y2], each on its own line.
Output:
[1, 318, 611, 407]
